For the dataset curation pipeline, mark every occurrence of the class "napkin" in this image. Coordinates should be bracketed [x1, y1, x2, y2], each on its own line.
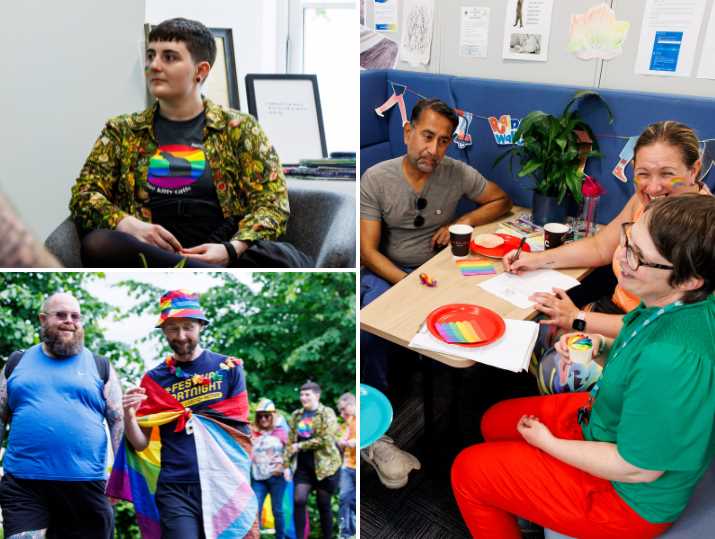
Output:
[409, 319, 539, 373]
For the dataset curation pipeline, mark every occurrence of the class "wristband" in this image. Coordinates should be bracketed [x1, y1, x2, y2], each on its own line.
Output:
[222, 241, 239, 266]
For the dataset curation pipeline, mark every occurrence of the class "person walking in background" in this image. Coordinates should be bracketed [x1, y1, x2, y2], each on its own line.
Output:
[337, 393, 357, 539]
[0, 292, 122, 538]
[284, 381, 341, 538]
[251, 398, 289, 539]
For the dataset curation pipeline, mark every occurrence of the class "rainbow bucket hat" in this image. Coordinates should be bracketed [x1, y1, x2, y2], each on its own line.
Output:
[256, 398, 276, 413]
[155, 290, 210, 327]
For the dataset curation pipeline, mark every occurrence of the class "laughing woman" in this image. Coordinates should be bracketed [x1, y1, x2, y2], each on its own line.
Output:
[502, 121, 711, 393]
[70, 18, 308, 268]
[453, 194, 715, 539]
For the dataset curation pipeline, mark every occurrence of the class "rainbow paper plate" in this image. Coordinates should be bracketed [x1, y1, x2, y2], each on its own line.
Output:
[360, 384, 393, 449]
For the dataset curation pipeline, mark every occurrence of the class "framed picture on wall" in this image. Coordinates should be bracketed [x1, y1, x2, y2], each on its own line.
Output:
[143, 25, 240, 110]
[245, 74, 328, 165]
[205, 28, 240, 110]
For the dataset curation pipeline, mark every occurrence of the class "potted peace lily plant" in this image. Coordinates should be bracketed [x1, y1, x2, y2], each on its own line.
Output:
[496, 90, 613, 225]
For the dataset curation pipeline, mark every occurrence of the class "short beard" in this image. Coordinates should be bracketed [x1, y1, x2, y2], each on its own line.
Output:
[40, 324, 85, 358]
[169, 338, 198, 359]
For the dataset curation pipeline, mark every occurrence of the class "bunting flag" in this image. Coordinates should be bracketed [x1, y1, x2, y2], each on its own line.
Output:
[453, 109, 474, 149]
[375, 92, 409, 126]
[612, 136, 637, 183]
[107, 376, 258, 539]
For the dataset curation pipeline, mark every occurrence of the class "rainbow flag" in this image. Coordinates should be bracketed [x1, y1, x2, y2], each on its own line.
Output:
[456, 259, 497, 276]
[435, 320, 485, 343]
[107, 376, 258, 538]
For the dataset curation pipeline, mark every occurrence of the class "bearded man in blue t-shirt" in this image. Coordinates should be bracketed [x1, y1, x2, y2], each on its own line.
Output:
[0, 292, 124, 538]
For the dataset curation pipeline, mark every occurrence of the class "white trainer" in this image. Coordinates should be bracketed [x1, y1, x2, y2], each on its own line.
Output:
[362, 436, 421, 489]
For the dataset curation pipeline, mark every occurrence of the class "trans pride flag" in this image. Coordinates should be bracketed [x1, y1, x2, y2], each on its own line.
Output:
[107, 376, 258, 538]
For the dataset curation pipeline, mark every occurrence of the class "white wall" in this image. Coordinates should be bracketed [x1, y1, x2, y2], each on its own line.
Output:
[364, 0, 715, 97]
[0, 0, 147, 240]
[145, 0, 285, 112]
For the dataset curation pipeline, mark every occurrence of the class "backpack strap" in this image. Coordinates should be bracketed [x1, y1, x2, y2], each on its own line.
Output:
[4, 349, 110, 385]
[92, 353, 110, 385]
[5, 350, 25, 379]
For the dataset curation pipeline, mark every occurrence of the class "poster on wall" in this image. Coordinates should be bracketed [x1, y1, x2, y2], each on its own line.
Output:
[634, 0, 706, 77]
[501, 0, 554, 62]
[361, 26, 399, 69]
[568, 3, 630, 61]
[696, 4, 715, 79]
[459, 6, 490, 58]
[374, 0, 398, 32]
[399, 0, 435, 66]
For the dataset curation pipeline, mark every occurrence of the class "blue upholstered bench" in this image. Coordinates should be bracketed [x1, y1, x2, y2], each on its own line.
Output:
[361, 69, 715, 222]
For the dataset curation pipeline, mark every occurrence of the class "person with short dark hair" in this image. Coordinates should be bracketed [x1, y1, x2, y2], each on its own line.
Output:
[0, 292, 123, 538]
[70, 18, 309, 268]
[284, 381, 341, 538]
[360, 97, 512, 392]
[503, 120, 712, 395]
[452, 194, 715, 538]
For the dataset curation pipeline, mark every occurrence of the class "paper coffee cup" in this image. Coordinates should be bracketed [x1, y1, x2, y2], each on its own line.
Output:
[544, 222, 570, 250]
[567, 334, 593, 365]
[449, 224, 474, 257]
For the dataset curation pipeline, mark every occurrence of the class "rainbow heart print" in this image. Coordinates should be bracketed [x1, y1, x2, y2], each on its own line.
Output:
[456, 259, 497, 276]
[435, 320, 485, 344]
[148, 144, 206, 189]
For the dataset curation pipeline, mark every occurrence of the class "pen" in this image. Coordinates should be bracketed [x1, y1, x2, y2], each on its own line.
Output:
[513, 237, 527, 263]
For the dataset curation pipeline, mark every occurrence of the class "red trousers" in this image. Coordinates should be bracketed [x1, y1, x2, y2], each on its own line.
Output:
[451, 393, 671, 539]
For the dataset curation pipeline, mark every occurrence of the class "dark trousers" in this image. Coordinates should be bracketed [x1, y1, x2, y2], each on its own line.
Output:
[155, 481, 206, 539]
[0, 473, 114, 538]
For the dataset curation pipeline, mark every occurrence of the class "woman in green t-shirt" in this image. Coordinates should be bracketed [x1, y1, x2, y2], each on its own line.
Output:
[452, 194, 715, 538]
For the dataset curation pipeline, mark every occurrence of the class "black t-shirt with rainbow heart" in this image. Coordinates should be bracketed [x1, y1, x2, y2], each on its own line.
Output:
[147, 110, 229, 247]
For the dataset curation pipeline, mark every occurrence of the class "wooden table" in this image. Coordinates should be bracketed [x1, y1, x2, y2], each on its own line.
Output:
[360, 207, 590, 368]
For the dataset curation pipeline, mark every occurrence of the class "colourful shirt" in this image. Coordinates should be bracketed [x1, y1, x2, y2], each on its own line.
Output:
[284, 404, 341, 481]
[146, 350, 249, 483]
[70, 98, 289, 243]
[342, 415, 356, 469]
[4, 344, 107, 480]
[582, 296, 715, 523]
[251, 426, 288, 481]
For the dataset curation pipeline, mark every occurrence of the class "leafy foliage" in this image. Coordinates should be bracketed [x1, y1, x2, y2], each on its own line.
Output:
[495, 90, 613, 204]
[0, 272, 144, 381]
[117, 272, 356, 412]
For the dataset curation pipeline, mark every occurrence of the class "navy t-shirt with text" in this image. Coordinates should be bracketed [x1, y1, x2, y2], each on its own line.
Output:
[146, 349, 248, 483]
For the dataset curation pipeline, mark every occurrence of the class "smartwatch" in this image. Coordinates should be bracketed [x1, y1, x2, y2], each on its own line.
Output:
[572, 311, 586, 331]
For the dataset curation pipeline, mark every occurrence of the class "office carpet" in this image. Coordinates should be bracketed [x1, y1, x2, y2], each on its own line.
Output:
[360, 359, 543, 539]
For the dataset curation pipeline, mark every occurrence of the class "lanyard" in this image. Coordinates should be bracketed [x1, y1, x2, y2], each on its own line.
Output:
[584, 300, 684, 415]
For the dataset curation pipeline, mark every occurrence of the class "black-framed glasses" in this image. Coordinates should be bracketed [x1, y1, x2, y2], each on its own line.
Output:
[620, 222, 674, 271]
[44, 310, 83, 323]
[414, 197, 428, 227]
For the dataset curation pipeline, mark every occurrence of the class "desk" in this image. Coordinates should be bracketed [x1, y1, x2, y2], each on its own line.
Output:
[360, 207, 590, 368]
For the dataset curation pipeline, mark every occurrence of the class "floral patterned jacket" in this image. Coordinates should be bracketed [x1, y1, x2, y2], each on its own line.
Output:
[69, 98, 289, 243]
[284, 403, 342, 481]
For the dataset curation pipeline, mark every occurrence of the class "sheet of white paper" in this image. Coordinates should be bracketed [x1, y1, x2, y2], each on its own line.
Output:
[361, 26, 400, 69]
[374, 0, 399, 32]
[399, 0, 435, 66]
[634, 0, 706, 77]
[478, 270, 581, 309]
[409, 319, 538, 372]
[460, 6, 490, 58]
[502, 0, 553, 62]
[696, 4, 715, 79]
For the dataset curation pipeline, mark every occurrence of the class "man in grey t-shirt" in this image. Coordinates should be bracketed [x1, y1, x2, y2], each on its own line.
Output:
[360, 98, 512, 392]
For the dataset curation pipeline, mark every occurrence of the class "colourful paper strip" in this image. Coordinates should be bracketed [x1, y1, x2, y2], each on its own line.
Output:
[436, 320, 484, 343]
[456, 259, 497, 276]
